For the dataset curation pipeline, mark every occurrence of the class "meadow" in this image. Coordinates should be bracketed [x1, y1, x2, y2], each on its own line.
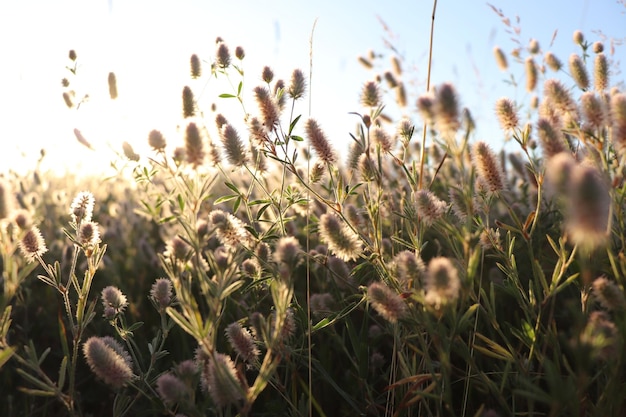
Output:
[1, 11, 625, 417]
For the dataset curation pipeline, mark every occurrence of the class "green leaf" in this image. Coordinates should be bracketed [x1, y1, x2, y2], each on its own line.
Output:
[219, 93, 236, 98]
[237, 81, 243, 96]
[58, 356, 68, 390]
[290, 135, 304, 142]
[126, 321, 144, 332]
[177, 194, 185, 211]
[17, 388, 56, 397]
[473, 332, 513, 361]
[214, 194, 239, 204]
[288, 114, 302, 135]
[166, 307, 201, 340]
[0, 347, 15, 370]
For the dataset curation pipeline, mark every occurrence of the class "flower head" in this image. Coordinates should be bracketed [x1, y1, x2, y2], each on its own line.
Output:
[101, 286, 128, 319]
[19, 226, 47, 262]
[415, 190, 447, 225]
[361, 81, 381, 108]
[216, 42, 231, 68]
[184, 122, 204, 167]
[493, 46, 508, 71]
[287, 69, 306, 100]
[148, 129, 166, 151]
[569, 53, 589, 90]
[592, 276, 625, 312]
[225, 322, 259, 362]
[305, 119, 336, 164]
[182, 86, 195, 118]
[318, 213, 362, 261]
[472, 141, 506, 193]
[367, 282, 407, 323]
[70, 191, 95, 224]
[495, 97, 519, 131]
[219, 124, 247, 167]
[157, 373, 190, 405]
[190, 54, 201, 78]
[151, 278, 173, 309]
[202, 353, 245, 407]
[424, 257, 461, 309]
[83, 336, 133, 389]
[78, 221, 100, 248]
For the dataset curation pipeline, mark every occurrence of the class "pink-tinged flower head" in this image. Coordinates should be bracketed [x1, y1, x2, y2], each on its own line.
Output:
[209, 210, 252, 251]
[203, 353, 245, 407]
[434, 83, 460, 134]
[424, 257, 461, 309]
[305, 119, 336, 164]
[70, 191, 95, 224]
[156, 373, 190, 405]
[101, 286, 128, 319]
[287, 69, 307, 100]
[392, 250, 425, 290]
[216, 42, 231, 68]
[536, 118, 568, 159]
[592, 277, 626, 312]
[569, 53, 589, 90]
[273, 236, 301, 266]
[318, 213, 362, 262]
[190, 54, 201, 78]
[182, 86, 195, 118]
[83, 336, 133, 389]
[148, 129, 166, 151]
[525, 57, 538, 92]
[225, 322, 259, 362]
[78, 221, 100, 248]
[254, 86, 279, 129]
[594, 53, 609, 92]
[184, 122, 204, 167]
[495, 98, 519, 131]
[367, 282, 407, 323]
[544, 51, 562, 72]
[150, 278, 173, 309]
[472, 141, 506, 193]
[580, 92, 607, 130]
[19, 226, 47, 263]
[219, 124, 247, 167]
[415, 189, 447, 225]
[361, 81, 381, 108]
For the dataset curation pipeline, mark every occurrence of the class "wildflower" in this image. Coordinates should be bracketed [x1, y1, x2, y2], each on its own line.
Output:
[83, 336, 133, 389]
[241, 259, 259, 278]
[78, 221, 100, 248]
[424, 257, 461, 309]
[254, 86, 279, 129]
[151, 278, 173, 309]
[216, 42, 231, 68]
[594, 53, 609, 92]
[319, 213, 362, 262]
[528, 39, 540, 54]
[580, 92, 607, 130]
[367, 282, 407, 323]
[215, 113, 228, 129]
[569, 54, 589, 90]
[572, 30, 585, 45]
[543, 79, 577, 115]
[19, 226, 47, 262]
[235, 46, 245, 60]
[148, 129, 166, 151]
[276, 307, 296, 340]
[544, 151, 576, 197]
[361, 81, 381, 108]
[225, 322, 259, 362]
[612, 93, 626, 154]
[327, 256, 352, 288]
[371, 126, 392, 153]
[358, 56, 373, 69]
[393, 250, 425, 290]
[182, 86, 195, 118]
[384, 71, 398, 88]
[434, 83, 460, 134]
[358, 153, 378, 182]
[480, 228, 502, 251]
[248, 117, 267, 148]
[184, 122, 204, 167]
[536, 118, 568, 159]
[157, 373, 190, 405]
[209, 210, 251, 251]
[593, 42, 604, 54]
[12, 209, 31, 230]
[310, 293, 334, 316]
[472, 141, 506, 193]
[396, 82, 407, 107]
[493, 46, 508, 71]
[397, 118, 414, 145]
[122, 141, 139, 161]
[274, 236, 301, 266]
[219, 124, 247, 167]
[304, 118, 336, 164]
[107, 72, 118, 99]
[63, 92, 74, 108]
[592, 276, 625, 312]
[68, 49, 77, 61]
[391, 55, 402, 75]
[190, 54, 201, 78]
[166, 235, 192, 261]
[101, 286, 128, 319]
[415, 189, 447, 225]
[416, 94, 435, 124]
[203, 353, 244, 407]
[544, 51, 562, 71]
[273, 79, 286, 110]
[255, 242, 271, 264]
[449, 187, 473, 222]
[287, 69, 306, 100]
[261, 66, 274, 83]
[525, 57, 538, 92]
[567, 165, 610, 250]
[494, 97, 519, 131]
[70, 191, 95, 224]
[175, 360, 199, 384]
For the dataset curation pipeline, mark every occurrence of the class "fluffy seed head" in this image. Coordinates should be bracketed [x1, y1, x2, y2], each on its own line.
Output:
[12, 209, 32, 230]
[495, 97, 519, 131]
[83, 336, 133, 389]
[190, 54, 201, 78]
[416, 94, 435, 124]
[396, 82, 407, 107]
[384, 71, 398, 88]
[397, 118, 414, 145]
[424, 257, 461, 309]
[157, 373, 189, 405]
[220, 124, 247, 166]
[544, 51, 563, 71]
[203, 353, 245, 406]
[101, 286, 128, 319]
[261, 66, 274, 83]
[216, 42, 231, 68]
[274, 236, 301, 266]
[393, 250, 425, 290]
[580, 92, 607, 130]
[182, 86, 195, 118]
[472, 141, 506, 192]
[151, 278, 173, 309]
[248, 116, 267, 148]
[122, 141, 139, 161]
[611, 93, 626, 155]
[544, 79, 577, 115]
[287, 69, 306, 100]
[391, 55, 402, 75]
[367, 282, 407, 323]
[536, 118, 568, 159]
[70, 191, 95, 224]
[371, 126, 393, 153]
[592, 277, 626, 312]
[78, 221, 100, 248]
[593, 42, 604, 54]
[493, 46, 508, 71]
[594, 53, 609, 92]
[235, 46, 245, 60]
[68, 49, 77, 61]
[225, 322, 259, 362]
[19, 226, 47, 262]
[573, 30, 585, 45]
[318, 213, 362, 261]
[358, 153, 378, 182]
[361, 81, 381, 108]
[305, 118, 336, 164]
[434, 83, 460, 134]
[569, 53, 589, 90]
[148, 129, 166, 151]
[209, 210, 251, 251]
[415, 190, 447, 225]
[184, 122, 204, 167]
[525, 57, 538, 92]
[254, 86, 279, 129]
[107, 72, 118, 100]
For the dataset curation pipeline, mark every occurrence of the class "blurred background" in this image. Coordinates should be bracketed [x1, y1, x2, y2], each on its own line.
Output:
[0, 0, 623, 175]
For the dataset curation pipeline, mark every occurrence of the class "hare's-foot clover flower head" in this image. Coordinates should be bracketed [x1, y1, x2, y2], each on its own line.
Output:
[594, 53, 609, 92]
[569, 53, 590, 90]
[424, 257, 461, 310]
[415, 190, 447, 226]
[184, 122, 204, 167]
[287, 69, 306, 100]
[190, 53, 201, 79]
[225, 322, 259, 363]
[392, 250, 425, 290]
[209, 210, 252, 251]
[544, 51, 562, 72]
[579, 311, 620, 362]
[254, 86, 279, 129]
[19, 226, 47, 263]
[493, 46, 508, 71]
[148, 129, 166, 151]
[203, 353, 245, 407]
[495, 97, 519, 131]
[83, 336, 133, 389]
[367, 282, 407, 324]
[304, 119, 336, 164]
[472, 141, 506, 193]
[78, 221, 100, 250]
[273, 236, 301, 267]
[151, 278, 173, 309]
[101, 286, 128, 320]
[70, 191, 95, 224]
[525, 57, 538, 92]
[361, 81, 381, 108]
[157, 373, 190, 406]
[219, 124, 247, 167]
[318, 213, 362, 262]
[216, 41, 231, 69]
[182, 86, 195, 118]
[592, 277, 626, 312]
[434, 83, 461, 134]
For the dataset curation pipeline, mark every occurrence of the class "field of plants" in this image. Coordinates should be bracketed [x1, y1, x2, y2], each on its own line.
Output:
[1, 7, 626, 417]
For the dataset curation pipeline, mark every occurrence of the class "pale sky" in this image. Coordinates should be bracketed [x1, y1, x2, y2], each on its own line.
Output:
[0, 0, 624, 175]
